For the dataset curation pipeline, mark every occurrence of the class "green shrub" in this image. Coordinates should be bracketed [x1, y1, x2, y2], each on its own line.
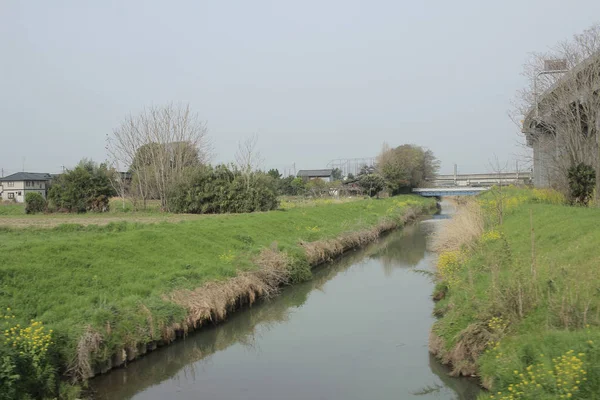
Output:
[24, 192, 47, 214]
[568, 162, 596, 206]
[358, 174, 385, 197]
[169, 164, 279, 214]
[48, 159, 115, 213]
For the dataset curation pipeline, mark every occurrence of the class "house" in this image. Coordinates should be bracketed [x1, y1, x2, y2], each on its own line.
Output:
[0, 172, 53, 203]
[297, 169, 333, 182]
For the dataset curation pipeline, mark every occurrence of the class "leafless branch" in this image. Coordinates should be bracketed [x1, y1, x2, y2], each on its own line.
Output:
[107, 103, 211, 211]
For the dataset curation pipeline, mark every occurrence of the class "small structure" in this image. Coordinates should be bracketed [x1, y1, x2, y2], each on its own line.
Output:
[0, 172, 53, 203]
[412, 187, 489, 197]
[297, 169, 333, 182]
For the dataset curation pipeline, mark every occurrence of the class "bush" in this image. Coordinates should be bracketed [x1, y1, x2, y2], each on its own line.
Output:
[277, 176, 306, 196]
[48, 159, 116, 213]
[0, 311, 59, 400]
[305, 179, 329, 197]
[169, 164, 279, 214]
[358, 174, 385, 197]
[568, 162, 596, 206]
[24, 192, 46, 214]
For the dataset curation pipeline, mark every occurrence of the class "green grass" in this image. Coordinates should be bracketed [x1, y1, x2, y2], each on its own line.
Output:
[0, 203, 25, 215]
[432, 189, 600, 399]
[0, 195, 434, 379]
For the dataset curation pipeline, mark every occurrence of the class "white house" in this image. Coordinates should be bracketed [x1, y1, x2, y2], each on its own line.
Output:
[0, 172, 53, 203]
[297, 169, 334, 182]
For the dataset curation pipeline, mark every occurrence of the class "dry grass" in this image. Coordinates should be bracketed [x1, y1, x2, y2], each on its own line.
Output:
[301, 209, 418, 265]
[168, 246, 290, 330]
[69, 326, 103, 380]
[431, 200, 484, 253]
[429, 323, 492, 377]
[68, 247, 291, 381]
[446, 323, 492, 377]
[428, 330, 445, 357]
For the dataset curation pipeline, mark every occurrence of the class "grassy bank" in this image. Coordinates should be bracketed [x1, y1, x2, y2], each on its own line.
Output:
[0, 195, 434, 396]
[430, 188, 600, 399]
[0, 197, 364, 229]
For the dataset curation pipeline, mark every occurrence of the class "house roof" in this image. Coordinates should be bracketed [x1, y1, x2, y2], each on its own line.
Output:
[0, 172, 53, 182]
[297, 169, 333, 177]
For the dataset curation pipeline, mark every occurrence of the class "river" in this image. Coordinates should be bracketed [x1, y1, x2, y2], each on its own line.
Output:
[91, 210, 481, 400]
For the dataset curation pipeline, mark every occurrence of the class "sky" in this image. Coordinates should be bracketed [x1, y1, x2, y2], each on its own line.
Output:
[1, 1, 599, 176]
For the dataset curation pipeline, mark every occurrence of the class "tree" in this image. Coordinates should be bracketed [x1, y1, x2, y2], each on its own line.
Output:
[358, 164, 375, 176]
[267, 168, 282, 180]
[515, 24, 600, 200]
[107, 103, 211, 211]
[568, 163, 596, 205]
[107, 163, 129, 211]
[358, 174, 385, 197]
[48, 159, 116, 212]
[235, 134, 264, 193]
[25, 192, 46, 214]
[347, 172, 355, 180]
[376, 143, 439, 194]
[331, 168, 343, 181]
[305, 179, 328, 197]
[290, 177, 306, 195]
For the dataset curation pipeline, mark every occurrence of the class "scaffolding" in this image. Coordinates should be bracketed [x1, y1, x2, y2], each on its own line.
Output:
[326, 157, 376, 178]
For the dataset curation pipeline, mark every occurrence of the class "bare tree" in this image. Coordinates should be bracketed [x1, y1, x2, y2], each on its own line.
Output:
[105, 157, 128, 211]
[107, 103, 211, 211]
[235, 134, 263, 192]
[516, 24, 600, 202]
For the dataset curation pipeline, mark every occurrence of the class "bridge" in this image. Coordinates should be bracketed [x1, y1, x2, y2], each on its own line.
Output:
[412, 187, 489, 197]
[430, 171, 532, 187]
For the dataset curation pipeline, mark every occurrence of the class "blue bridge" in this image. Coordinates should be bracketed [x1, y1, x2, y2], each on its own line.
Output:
[412, 187, 489, 197]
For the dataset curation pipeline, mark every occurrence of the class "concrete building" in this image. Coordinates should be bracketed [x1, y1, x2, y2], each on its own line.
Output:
[522, 52, 600, 187]
[297, 169, 333, 182]
[0, 172, 53, 203]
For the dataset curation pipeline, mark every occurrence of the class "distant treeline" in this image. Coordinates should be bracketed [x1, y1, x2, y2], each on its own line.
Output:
[26, 104, 439, 214]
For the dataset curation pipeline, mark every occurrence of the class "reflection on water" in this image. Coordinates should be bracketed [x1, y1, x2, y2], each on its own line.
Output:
[91, 217, 480, 400]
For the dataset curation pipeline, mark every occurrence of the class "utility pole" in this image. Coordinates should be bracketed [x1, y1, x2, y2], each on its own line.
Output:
[453, 163, 457, 186]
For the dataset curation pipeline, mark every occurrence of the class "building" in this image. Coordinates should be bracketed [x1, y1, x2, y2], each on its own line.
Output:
[0, 172, 53, 203]
[297, 169, 333, 182]
[522, 52, 600, 187]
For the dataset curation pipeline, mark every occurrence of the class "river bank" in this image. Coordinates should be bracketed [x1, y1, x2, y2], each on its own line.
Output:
[429, 188, 600, 399]
[91, 212, 480, 400]
[0, 195, 435, 397]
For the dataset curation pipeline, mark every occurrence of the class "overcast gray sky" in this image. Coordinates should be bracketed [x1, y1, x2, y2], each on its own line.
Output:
[1, 1, 599, 175]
